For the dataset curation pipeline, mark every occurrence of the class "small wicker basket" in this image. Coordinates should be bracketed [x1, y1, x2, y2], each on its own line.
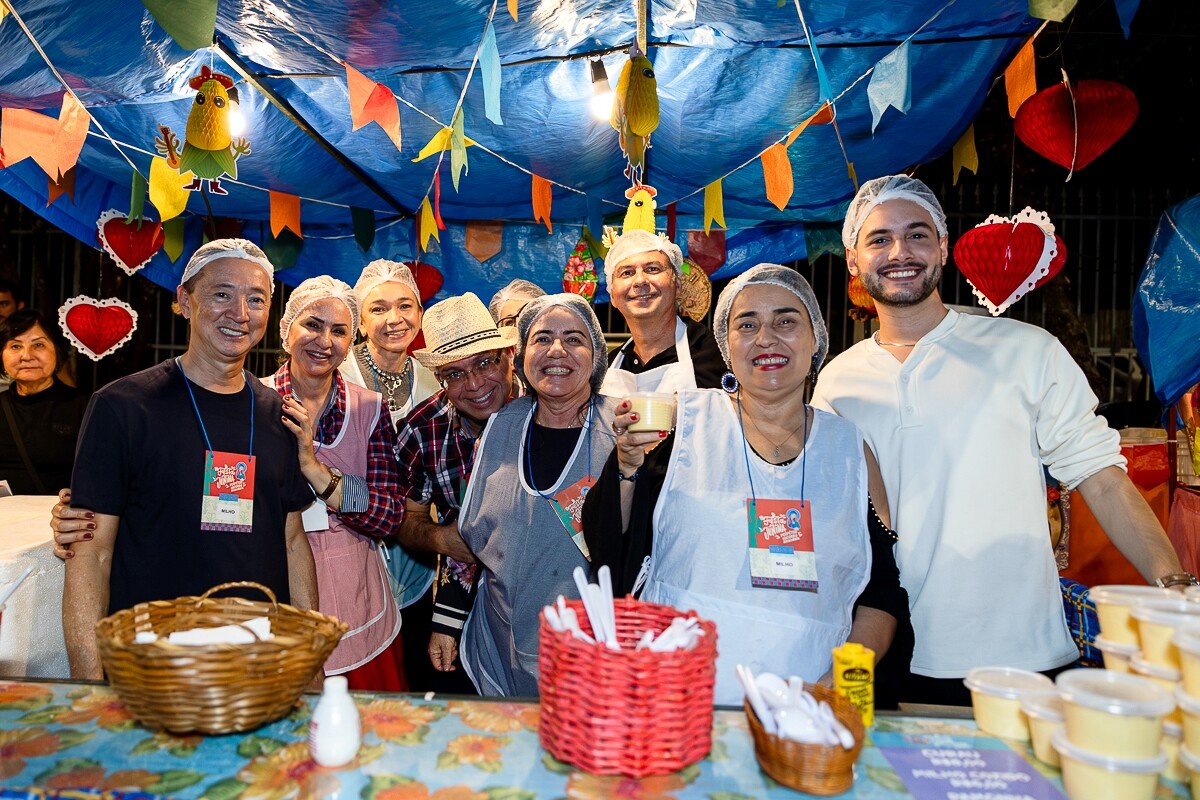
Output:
[95, 581, 346, 734]
[744, 683, 866, 795]
[538, 596, 717, 777]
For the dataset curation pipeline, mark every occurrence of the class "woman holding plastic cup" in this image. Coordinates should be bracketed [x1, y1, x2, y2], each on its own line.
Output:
[582, 264, 911, 707]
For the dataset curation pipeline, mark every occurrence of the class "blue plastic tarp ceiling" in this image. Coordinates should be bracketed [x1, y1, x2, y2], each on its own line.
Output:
[0, 0, 1036, 302]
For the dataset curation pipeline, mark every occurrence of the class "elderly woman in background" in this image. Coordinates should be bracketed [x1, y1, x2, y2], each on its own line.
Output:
[0, 309, 87, 495]
[268, 276, 406, 690]
[456, 293, 619, 696]
[582, 264, 912, 707]
[488, 278, 547, 327]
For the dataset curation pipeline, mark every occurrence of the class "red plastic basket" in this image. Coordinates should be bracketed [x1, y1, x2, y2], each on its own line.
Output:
[537, 596, 718, 777]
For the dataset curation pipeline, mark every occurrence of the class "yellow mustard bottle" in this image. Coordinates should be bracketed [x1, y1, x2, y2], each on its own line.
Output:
[832, 642, 875, 726]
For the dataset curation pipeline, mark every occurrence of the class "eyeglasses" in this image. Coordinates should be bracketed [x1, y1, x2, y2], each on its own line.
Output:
[438, 354, 503, 389]
[497, 314, 519, 328]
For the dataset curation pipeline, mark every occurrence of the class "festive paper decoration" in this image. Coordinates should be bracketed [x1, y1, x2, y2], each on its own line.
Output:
[623, 184, 657, 233]
[703, 179, 725, 235]
[687, 230, 726, 275]
[1030, 0, 1077, 22]
[270, 190, 302, 238]
[678, 259, 712, 322]
[1014, 78, 1138, 177]
[1005, 39, 1037, 118]
[480, 22, 503, 126]
[953, 207, 1067, 316]
[786, 102, 833, 147]
[156, 66, 250, 194]
[760, 143, 793, 211]
[47, 167, 76, 206]
[351, 207, 375, 252]
[345, 62, 402, 150]
[952, 125, 978, 185]
[141, 0, 218, 51]
[666, 202, 677, 241]
[163, 217, 185, 263]
[96, 209, 163, 275]
[0, 93, 90, 181]
[804, 224, 842, 263]
[149, 156, 191, 220]
[417, 197, 440, 252]
[610, 42, 659, 181]
[127, 171, 148, 224]
[465, 221, 503, 262]
[867, 42, 911, 132]
[449, 108, 468, 191]
[532, 174, 553, 233]
[263, 228, 303, 270]
[847, 275, 877, 322]
[58, 295, 138, 361]
[508, 0, 517, 21]
[563, 236, 598, 301]
[412, 126, 476, 162]
[409, 261, 444, 303]
[432, 169, 447, 230]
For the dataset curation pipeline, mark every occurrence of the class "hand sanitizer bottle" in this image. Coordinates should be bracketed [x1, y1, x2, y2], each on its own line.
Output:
[308, 676, 361, 767]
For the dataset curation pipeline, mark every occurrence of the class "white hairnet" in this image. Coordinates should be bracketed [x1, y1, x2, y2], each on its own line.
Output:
[713, 264, 829, 377]
[488, 279, 547, 321]
[515, 293, 608, 394]
[841, 175, 948, 250]
[602, 229, 684, 287]
[279, 276, 360, 346]
[353, 259, 421, 308]
[180, 238, 274, 290]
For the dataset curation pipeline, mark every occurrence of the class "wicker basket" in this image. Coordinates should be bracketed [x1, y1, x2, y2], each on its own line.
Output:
[95, 581, 346, 734]
[537, 596, 717, 777]
[744, 683, 866, 795]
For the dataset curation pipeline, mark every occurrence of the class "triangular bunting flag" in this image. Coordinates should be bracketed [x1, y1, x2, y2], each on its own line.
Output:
[1005, 39, 1038, 118]
[1030, 0, 1077, 22]
[163, 217, 185, 263]
[867, 42, 912, 133]
[952, 125, 979, 185]
[351, 207, 375, 252]
[433, 168, 447, 230]
[141, 0, 218, 50]
[687, 230, 726, 274]
[480, 22, 503, 126]
[126, 171, 148, 224]
[47, 166, 76, 206]
[263, 227, 303, 271]
[508, 0, 517, 21]
[345, 62, 402, 150]
[0, 92, 90, 180]
[785, 102, 833, 147]
[1114, 0, 1139, 38]
[760, 143, 793, 211]
[270, 190, 302, 239]
[149, 155, 191, 220]
[703, 178, 725, 235]
[465, 221, 504, 262]
[532, 174, 553, 233]
[804, 224, 843, 262]
[666, 202, 677, 241]
[412, 126, 477, 162]
[418, 196, 440, 251]
[450, 108, 468, 191]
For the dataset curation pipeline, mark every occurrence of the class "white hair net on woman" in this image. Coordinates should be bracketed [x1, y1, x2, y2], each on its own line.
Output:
[713, 263, 829, 377]
[602, 229, 684, 286]
[279, 275, 360, 345]
[840, 175, 948, 250]
[180, 238, 275, 290]
[515, 293, 608, 393]
[488, 279, 546, 321]
[353, 259, 421, 308]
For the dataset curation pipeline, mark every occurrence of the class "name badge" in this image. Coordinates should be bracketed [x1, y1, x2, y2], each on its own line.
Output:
[301, 498, 330, 532]
[746, 498, 816, 590]
[549, 474, 595, 561]
[201, 450, 256, 533]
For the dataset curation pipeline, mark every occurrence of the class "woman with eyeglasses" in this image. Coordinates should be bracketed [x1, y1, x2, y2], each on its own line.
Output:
[488, 279, 546, 328]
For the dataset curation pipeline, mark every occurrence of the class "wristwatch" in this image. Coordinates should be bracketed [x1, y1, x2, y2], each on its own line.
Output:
[318, 467, 343, 501]
[1154, 572, 1199, 589]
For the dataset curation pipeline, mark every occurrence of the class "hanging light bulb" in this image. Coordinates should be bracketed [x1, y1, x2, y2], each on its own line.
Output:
[589, 58, 614, 121]
[227, 85, 247, 137]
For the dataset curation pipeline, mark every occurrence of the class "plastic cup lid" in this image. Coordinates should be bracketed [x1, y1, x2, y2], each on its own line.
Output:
[963, 666, 1054, 700]
[1093, 635, 1139, 656]
[1164, 718, 1182, 738]
[1130, 652, 1181, 681]
[1090, 585, 1174, 607]
[1056, 668, 1175, 717]
[1051, 725, 1167, 773]
[1172, 621, 1200, 655]
[1180, 742, 1200, 772]
[1175, 684, 1200, 715]
[628, 391, 674, 400]
[1185, 586, 1200, 602]
[1131, 596, 1200, 626]
[1020, 689, 1065, 722]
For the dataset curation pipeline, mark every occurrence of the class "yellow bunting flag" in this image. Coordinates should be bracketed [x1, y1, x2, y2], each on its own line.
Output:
[532, 174, 553, 234]
[418, 196, 440, 251]
[760, 143, 793, 211]
[1005, 39, 1037, 118]
[952, 125, 979, 185]
[412, 126, 477, 163]
[149, 156, 191, 220]
[703, 178, 725, 235]
[508, 0, 517, 21]
[270, 190, 302, 239]
[785, 102, 833, 147]
[846, 161, 858, 191]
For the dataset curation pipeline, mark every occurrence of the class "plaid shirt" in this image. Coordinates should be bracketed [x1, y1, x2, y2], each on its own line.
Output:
[271, 363, 402, 540]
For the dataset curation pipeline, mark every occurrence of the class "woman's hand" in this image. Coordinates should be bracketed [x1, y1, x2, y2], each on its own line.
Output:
[611, 399, 666, 479]
[280, 394, 318, 467]
[50, 488, 95, 560]
[429, 632, 459, 672]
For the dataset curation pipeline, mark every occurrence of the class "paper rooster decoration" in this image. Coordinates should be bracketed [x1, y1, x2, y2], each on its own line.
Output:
[847, 275, 877, 322]
[953, 207, 1067, 316]
[58, 295, 139, 361]
[610, 42, 659, 182]
[96, 209, 164, 276]
[563, 236, 599, 302]
[1014, 78, 1138, 179]
[623, 184, 657, 234]
[156, 66, 251, 194]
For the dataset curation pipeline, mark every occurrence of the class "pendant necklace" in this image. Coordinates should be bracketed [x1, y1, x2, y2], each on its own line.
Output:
[873, 331, 918, 348]
[742, 396, 811, 460]
[358, 343, 412, 413]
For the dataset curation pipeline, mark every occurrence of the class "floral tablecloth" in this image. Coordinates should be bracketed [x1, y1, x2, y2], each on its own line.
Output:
[0, 680, 1190, 799]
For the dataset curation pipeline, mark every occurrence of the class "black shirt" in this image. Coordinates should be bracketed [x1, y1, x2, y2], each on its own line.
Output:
[0, 380, 87, 494]
[608, 318, 726, 389]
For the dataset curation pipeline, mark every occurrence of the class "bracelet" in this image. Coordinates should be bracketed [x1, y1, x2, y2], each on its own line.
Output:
[318, 468, 342, 501]
[617, 467, 640, 482]
[1155, 572, 1199, 588]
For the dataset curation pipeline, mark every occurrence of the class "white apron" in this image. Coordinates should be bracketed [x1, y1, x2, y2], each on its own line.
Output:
[647, 390, 872, 705]
[600, 317, 697, 398]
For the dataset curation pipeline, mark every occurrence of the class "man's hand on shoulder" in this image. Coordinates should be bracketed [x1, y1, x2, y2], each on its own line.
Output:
[51, 488, 97, 561]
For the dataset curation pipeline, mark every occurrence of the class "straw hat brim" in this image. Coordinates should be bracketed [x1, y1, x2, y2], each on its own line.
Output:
[412, 325, 520, 369]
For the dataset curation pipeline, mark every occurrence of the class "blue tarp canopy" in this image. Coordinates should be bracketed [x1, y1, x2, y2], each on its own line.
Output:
[0, 0, 1036, 301]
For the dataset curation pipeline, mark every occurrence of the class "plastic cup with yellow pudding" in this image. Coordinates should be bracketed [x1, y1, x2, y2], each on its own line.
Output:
[1057, 668, 1175, 759]
[1161, 718, 1187, 784]
[963, 666, 1054, 741]
[1173, 622, 1200, 699]
[1176, 684, 1200, 755]
[626, 392, 676, 434]
[1090, 585, 1174, 647]
[1132, 596, 1200, 670]
[1129, 653, 1183, 724]
[1051, 725, 1167, 800]
[1178, 741, 1200, 793]
[1020, 690, 1064, 766]
[1094, 634, 1138, 673]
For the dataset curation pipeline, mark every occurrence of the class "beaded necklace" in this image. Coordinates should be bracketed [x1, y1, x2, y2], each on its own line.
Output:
[356, 342, 412, 413]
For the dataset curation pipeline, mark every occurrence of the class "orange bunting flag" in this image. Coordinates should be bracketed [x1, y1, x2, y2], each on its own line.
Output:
[532, 174, 553, 234]
[847, 161, 858, 191]
[785, 102, 833, 147]
[345, 62, 402, 150]
[703, 178, 725, 235]
[952, 124, 979, 185]
[270, 190, 302, 239]
[47, 166, 76, 206]
[0, 92, 91, 180]
[760, 143, 793, 211]
[418, 196, 440, 251]
[508, 0, 518, 21]
[465, 221, 504, 262]
[433, 168, 447, 230]
[1005, 39, 1038, 119]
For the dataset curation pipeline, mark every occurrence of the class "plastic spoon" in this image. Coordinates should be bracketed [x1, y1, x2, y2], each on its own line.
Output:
[543, 604, 565, 632]
[572, 567, 606, 643]
[597, 565, 619, 647]
[755, 672, 791, 709]
[736, 664, 776, 734]
[819, 700, 856, 749]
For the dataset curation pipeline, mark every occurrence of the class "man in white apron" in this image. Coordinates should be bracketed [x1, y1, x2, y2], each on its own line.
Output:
[599, 230, 725, 397]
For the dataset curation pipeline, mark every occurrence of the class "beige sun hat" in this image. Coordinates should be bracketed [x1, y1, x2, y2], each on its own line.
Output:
[412, 292, 520, 369]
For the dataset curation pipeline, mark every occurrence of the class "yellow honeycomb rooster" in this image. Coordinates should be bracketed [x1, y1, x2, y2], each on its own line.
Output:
[610, 41, 659, 183]
[622, 184, 657, 234]
[156, 66, 251, 195]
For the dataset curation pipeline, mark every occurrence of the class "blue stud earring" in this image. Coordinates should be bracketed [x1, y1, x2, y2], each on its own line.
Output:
[721, 370, 739, 394]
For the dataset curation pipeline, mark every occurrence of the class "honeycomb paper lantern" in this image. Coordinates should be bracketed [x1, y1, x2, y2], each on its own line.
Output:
[953, 208, 1066, 316]
[1014, 79, 1138, 178]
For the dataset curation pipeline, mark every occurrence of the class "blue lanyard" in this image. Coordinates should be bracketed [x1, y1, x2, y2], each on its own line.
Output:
[737, 392, 807, 506]
[177, 357, 255, 457]
[525, 399, 593, 497]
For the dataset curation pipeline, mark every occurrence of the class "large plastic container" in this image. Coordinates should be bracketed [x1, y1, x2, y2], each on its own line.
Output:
[1090, 585, 1174, 646]
[1057, 668, 1175, 759]
[1132, 597, 1200, 669]
[1052, 725, 1167, 800]
[1020, 690, 1064, 766]
[963, 666, 1053, 741]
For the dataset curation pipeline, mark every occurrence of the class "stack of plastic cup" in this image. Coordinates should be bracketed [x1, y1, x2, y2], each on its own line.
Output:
[962, 667, 1054, 741]
[1091, 586, 1174, 671]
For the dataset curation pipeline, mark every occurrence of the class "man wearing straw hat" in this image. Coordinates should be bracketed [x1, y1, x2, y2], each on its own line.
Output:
[395, 292, 522, 692]
[599, 230, 725, 397]
[61, 239, 318, 680]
